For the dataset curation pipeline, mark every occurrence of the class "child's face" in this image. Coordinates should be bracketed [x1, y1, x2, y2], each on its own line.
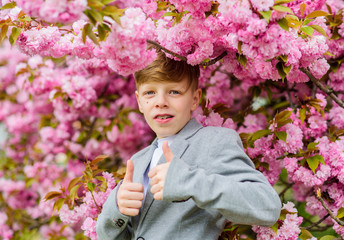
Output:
[135, 77, 201, 139]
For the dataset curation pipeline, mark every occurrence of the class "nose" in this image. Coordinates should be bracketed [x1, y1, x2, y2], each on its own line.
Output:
[155, 93, 168, 108]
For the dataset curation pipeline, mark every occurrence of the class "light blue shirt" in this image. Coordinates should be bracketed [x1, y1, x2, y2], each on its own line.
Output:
[143, 135, 176, 196]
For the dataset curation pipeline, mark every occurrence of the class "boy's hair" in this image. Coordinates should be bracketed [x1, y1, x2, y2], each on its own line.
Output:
[134, 49, 200, 90]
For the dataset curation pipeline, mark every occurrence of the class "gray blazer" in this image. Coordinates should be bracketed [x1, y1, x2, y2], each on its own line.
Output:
[96, 119, 281, 240]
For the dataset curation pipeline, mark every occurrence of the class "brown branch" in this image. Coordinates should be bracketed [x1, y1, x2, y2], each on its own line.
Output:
[146, 40, 227, 66]
[147, 40, 187, 61]
[200, 51, 227, 66]
[300, 214, 330, 230]
[317, 188, 344, 226]
[299, 67, 344, 109]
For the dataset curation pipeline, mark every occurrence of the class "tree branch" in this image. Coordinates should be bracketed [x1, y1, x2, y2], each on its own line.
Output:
[146, 40, 227, 66]
[317, 188, 344, 226]
[147, 40, 187, 61]
[299, 67, 344, 109]
[300, 214, 330, 230]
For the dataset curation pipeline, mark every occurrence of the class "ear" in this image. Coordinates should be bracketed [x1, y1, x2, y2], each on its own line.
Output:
[135, 90, 143, 113]
[191, 88, 202, 111]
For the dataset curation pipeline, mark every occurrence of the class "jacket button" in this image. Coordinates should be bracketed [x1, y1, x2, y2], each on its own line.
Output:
[137, 238, 144, 240]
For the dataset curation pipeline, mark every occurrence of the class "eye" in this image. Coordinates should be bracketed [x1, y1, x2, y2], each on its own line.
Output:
[169, 90, 180, 95]
[144, 91, 155, 96]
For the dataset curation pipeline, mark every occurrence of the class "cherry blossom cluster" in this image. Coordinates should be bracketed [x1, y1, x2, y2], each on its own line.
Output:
[1, 0, 344, 239]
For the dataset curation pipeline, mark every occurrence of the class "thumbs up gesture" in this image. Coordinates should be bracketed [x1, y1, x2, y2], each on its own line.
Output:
[148, 141, 174, 200]
[117, 160, 144, 216]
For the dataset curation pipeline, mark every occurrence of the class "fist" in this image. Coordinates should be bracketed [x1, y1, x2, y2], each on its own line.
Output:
[117, 160, 144, 216]
[148, 141, 174, 200]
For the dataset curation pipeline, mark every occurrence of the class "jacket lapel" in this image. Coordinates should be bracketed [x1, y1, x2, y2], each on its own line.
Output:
[131, 140, 157, 230]
[137, 119, 203, 227]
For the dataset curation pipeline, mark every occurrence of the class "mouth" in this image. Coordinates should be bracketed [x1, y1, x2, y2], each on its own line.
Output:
[154, 114, 174, 120]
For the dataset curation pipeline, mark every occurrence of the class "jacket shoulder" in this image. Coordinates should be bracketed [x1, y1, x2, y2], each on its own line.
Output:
[196, 126, 239, 139]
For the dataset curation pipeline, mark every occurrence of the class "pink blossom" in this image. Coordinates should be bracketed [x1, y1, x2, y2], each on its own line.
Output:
[253, 202, 302, 240]
[250, 0, 274, 11]
[275, 123, 303, 154]
[81, 217, 98, 240]
[309, 58, 330, 79]
[17, 26, 61, 56]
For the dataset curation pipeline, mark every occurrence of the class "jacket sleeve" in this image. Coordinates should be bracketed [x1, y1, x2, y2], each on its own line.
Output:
[162, 129, 281, 227]
[96, 181, 132, 240]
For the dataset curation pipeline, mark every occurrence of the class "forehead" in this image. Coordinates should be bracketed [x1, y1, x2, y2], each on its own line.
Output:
[137, 78, 189, 90]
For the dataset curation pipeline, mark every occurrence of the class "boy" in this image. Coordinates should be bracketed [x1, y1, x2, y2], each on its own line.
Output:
[96, 50, 281, 240]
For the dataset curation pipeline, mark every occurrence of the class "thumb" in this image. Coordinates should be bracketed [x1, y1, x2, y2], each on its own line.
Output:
[162, 141, 174, 163]
[124, 159, 134, 183]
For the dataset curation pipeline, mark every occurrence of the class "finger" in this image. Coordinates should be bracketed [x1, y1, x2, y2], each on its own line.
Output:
[154, 191, 163, 200]
[120, 207, 140, 216]
[121, 190, 145, 201]
[121, 199, 143, 209]
[149, 176, 158, 186]
[162, 141, 173, 162]
[150, 182, 162, 195]
[148, 168, 157, 178]
[125, 183, 144, 193]
[123, 159, 134, 183]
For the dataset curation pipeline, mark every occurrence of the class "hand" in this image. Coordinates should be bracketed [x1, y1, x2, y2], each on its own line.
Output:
[117, 159, 144, 216]
[148, 141, 174, 200]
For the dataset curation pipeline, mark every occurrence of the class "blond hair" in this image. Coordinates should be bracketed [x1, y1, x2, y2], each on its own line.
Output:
[134, 49, 200, 90]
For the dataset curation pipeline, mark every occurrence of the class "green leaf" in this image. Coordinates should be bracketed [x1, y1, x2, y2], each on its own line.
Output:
[162, 12, 178, 17]
[305, 10, 330, 19]
[52, 198, 65, 214]
[86, 9, 103, 24]
[82, 23, 99, 46]
[300, 2, 306, 17]
[282, 63, 291, 76]
[273, 5, 293, 14]
[87, 182, 96, 192]
[302, 18, 314, 26]
[271, 222, 278, 233]
[299, 229, 313, 240]
[0, 2, 16, 9]
[307, 142, 318, 150]
[275, 110, 292, 122]
[319, 236, 336, 240]
[87, 0, 104, 8]
[69, 184, 80, 200]
[274, 0, 296, 5]
[276, 61, 286, 80]
[299, 108, 306, 124]
[97, 24, 107, 41]
[92, 155, 108, 164]
[0, 24, 9, 42]
[309, 24, 329, 38]
[306, 155, 323, 173]
[300, 26, 314, 36]
[259, 10, 272, 24]
[336, 207, 344, 219]
[314, 155, 325, 164]
[101, 0, 115, 4]
[285, 14, 301, 28]
[276, 131, 287, 142]
[323, 51, 335, 56]
[280, 55, 288, 63]
[237, 54, 247, 68]
[248, 129, 271, 147]
[68, 176, 82, 193]
[9, 27, 22, 46]
[44, 191, 63, 201]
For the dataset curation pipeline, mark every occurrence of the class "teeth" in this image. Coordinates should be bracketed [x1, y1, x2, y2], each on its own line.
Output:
[157, 115, 171, 119]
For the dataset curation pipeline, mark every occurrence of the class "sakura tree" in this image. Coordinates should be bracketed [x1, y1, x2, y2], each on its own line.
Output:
[0, 0, 344, 239]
